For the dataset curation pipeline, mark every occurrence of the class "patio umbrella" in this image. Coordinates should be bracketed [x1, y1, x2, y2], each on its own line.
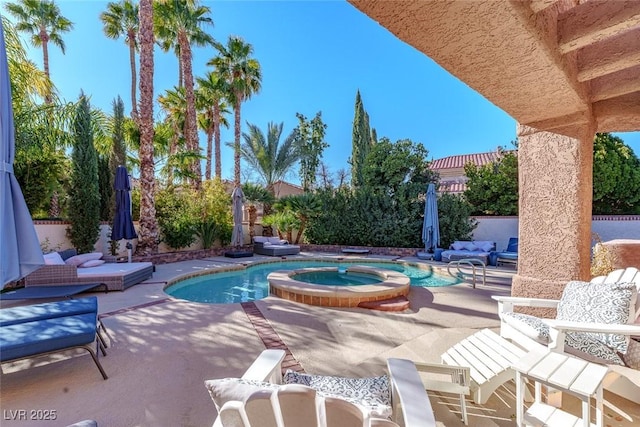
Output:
[0, 22, 44, 287]
[111, 165, 137, 262]
[421, 183, 440, 253]
[231, 186, 245, 248]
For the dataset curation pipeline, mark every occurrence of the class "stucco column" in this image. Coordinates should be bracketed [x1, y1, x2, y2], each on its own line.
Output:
[512, 124, 595, 305]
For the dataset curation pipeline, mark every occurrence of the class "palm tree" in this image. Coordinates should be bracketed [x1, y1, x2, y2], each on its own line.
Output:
[275, 193, 323, 244]
[135, 0, 159, 255]
[4, 0, 73, 104]
[99, 0, 139, 121]
[242, 182, 274, 241]
[236, 121, 299, 191]
[209, 36, 262, 188]
[196, 70, 230, 180]
[154, 0, 214, 189]
[158, 86, 186, 184]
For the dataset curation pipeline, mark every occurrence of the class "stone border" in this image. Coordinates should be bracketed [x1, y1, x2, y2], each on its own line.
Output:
[267, 265, 410, 308]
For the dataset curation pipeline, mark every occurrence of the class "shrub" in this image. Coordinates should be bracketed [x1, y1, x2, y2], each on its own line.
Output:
[437, 193, 477, 248]
[155, 188, 198, 250]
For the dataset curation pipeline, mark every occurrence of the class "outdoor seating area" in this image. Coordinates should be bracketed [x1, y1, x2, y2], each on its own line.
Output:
[24, 249, 154, 291]
[440, 240, 496, 264]
[252, 237, 301, 257]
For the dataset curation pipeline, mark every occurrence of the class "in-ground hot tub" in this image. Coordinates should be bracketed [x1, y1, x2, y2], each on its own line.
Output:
[267, 265, 410, 307]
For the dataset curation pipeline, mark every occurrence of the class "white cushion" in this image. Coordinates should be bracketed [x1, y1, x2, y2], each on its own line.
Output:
[65, 252, 103, 267]
[283, 370, 392, 419]
[557, 280, 637, 353]
[79, 259, 106, 268]
[204, 378, 280, 412]
[43, 252, 65, 265]
[451, 241, 466, 250]
[502, 312, 549, 342]
[253, 236, 268, 244]
[267, 237, 285, 245]
[477, 241, 495, 252]
[463, 242, 478, 251]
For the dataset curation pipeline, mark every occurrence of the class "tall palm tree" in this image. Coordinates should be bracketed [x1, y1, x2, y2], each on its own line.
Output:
[4, 0, 73, 104]
[99, 0, 139, 121]
[196, 70, 229, 180]
[209, 36, 262, 188]
[158, 86, 186, 185]
[136, 0, 159, 255]
[154, 0, 214, 189]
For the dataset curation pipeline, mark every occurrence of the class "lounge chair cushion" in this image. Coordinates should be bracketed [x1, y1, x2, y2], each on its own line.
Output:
[44, 251, 66, 265]
[65, 252, 104, 266]
[204, 378, 280, 412]
[557, 280, 637, 353]
[79, 259, 106, 268]
[283, 370, 392, 419]
[451, 241, 465, 250]
[502, 312, 550, 342]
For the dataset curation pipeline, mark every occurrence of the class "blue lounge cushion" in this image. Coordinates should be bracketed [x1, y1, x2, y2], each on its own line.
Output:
[0, 313, 97, 361]
[0, 297, 97, 327]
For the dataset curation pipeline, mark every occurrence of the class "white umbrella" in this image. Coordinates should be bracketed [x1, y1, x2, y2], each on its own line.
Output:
[231, 186, 244, 248]
[0, 22, 44, 287]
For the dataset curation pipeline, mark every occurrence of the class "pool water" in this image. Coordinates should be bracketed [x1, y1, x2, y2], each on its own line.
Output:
[292, 270, 382, 286]
[165, 260, 459, 304]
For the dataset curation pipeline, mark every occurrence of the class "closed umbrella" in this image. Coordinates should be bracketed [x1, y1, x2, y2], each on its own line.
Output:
[0, 22, 44, 287]
[230, 186, 244, 248]
[421, 183, 440, 253]
[111, 165, 137, 262]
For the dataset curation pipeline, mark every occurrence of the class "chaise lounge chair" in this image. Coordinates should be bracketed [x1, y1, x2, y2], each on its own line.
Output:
[492, 237, 518, 267]
[23, 249, 153, 291]
[253, 237, 301, 257]
[206, 349, 436, 427]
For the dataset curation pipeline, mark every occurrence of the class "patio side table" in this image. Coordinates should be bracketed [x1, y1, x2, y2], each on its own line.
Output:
[512, 349, 608, 427]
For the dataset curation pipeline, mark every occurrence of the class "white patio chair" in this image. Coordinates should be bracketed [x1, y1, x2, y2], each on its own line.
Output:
[493, 267, 640, 405]
[206, 349, 436, 427]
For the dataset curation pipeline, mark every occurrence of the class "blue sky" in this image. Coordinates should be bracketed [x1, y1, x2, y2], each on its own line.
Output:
[6, 0, 640, 184]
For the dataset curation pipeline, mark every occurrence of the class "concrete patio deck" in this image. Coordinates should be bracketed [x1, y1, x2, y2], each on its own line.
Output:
[1, 252, 638, 426]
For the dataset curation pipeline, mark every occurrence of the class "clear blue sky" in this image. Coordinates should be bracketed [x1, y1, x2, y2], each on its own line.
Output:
[6, 0, 640, 184]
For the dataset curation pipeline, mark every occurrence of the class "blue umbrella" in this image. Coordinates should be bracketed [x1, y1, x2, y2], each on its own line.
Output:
[111, 166, 137, 261]
[1, 22, 44, 287]
[421, 183, 440, 252]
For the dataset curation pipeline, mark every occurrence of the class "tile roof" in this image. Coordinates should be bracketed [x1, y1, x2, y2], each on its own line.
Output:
[430, 149, 516, 170]
[438, 181, 467, 194]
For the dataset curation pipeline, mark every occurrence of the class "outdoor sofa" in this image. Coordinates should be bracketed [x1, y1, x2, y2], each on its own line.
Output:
[253, 236, 300, 256]
[440, 240, 495, 264]
[23, 249, 153, 291]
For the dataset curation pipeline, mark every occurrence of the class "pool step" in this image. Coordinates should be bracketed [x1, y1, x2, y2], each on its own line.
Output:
[358, 296, 410, 312]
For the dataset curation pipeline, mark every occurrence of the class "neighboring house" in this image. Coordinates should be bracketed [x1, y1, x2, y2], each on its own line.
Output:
[430, 148, 516, 194]
[272, 180, 304, 198]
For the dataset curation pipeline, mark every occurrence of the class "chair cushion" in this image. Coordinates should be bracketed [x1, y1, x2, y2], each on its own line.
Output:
[43, 252, 65, 265]
[283, 370, 392, 419]
[204, 378, 280, 412]
[622, 338, 640, 369]
[0, 297, 98, 327]
[79, 259, 106, 268]
[65, 252, 104, 267]
[564, 332, 625, 366]
[451, 241, 466, 250]
[502, 312, 550, 342]
[557, 280, 637, 353]
[253, 236, 268, 244]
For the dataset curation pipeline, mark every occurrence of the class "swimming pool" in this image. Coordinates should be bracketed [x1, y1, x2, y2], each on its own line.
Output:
[165, 259, 459, 304]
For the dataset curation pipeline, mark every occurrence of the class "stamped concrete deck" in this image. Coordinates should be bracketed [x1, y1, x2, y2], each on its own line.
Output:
[1, 252, 638, 426]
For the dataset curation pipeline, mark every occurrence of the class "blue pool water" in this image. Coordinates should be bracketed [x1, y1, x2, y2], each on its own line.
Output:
[165, 260, 459, 304]
[293, 270, 382, 286]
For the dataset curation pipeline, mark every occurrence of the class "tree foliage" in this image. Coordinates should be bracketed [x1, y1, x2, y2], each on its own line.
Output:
[437, 193, 477, 248]
[294, 111, 328, 192]
[349, 90, 372, 187]
[463, 151, 518, 215]
[67, 94, 101, 253]
[592, 133, 640, 214]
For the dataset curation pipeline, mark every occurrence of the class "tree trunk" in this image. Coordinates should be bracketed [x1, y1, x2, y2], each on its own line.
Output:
[214, 102, 222, 179]
[205, 119, 213, 180]
[135, 0, 159, 256]
[128, 31, 138, 122]
[40, 29, 52, 105]
[247, 204, 257, 240]
[178, 31, 201, 189]
[234, 92, 242, 187]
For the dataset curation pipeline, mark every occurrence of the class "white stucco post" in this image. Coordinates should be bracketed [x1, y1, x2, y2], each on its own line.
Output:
[512, 124, 595, 308]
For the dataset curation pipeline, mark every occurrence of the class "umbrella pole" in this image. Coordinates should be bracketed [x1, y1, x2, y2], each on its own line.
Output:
[126, 241, 133, 263]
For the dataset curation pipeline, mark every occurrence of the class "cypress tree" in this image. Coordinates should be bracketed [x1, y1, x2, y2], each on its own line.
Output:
[109, 96, 127, 222]
[350, 90, 372, 187]
[67, 93, 101, 253]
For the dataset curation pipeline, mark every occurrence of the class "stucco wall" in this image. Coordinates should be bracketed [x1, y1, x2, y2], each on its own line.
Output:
[471, 216, 640, 251]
